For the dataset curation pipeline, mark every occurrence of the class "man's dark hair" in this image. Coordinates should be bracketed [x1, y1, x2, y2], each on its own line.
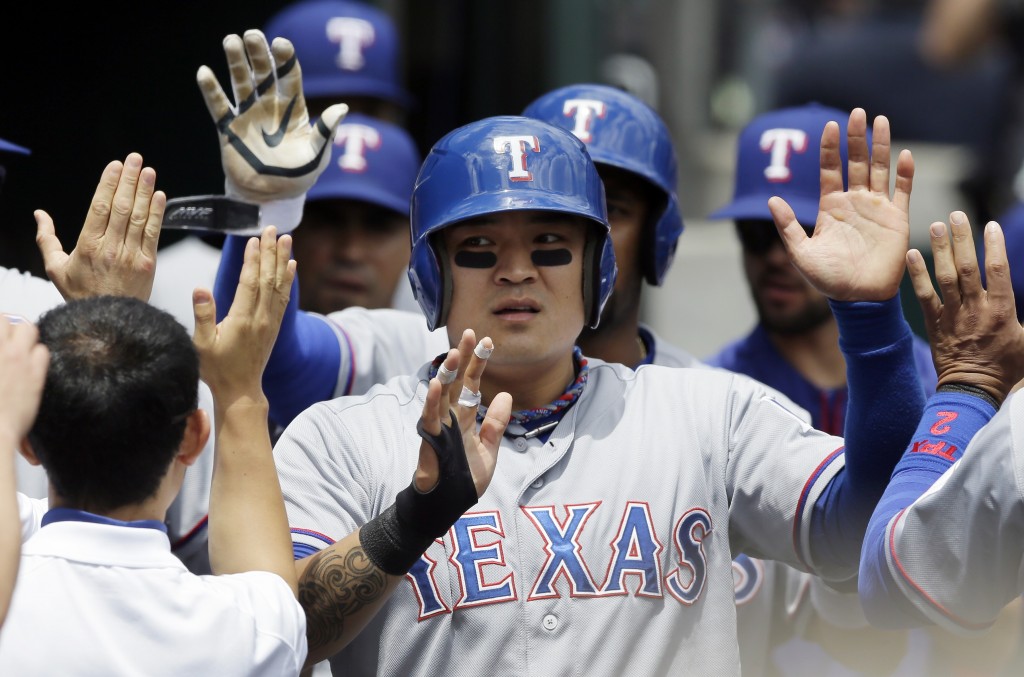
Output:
[28, 296, 199, 512]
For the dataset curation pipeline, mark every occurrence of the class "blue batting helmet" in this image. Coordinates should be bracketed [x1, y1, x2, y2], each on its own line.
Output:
[409, 115, 615, 331]
[522, 83, 683, 286]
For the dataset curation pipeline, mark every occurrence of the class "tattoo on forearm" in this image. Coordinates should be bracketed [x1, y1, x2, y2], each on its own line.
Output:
[299, 546, 387, 651]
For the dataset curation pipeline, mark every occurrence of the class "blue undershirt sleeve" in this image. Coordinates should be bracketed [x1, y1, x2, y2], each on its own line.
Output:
[858, 392, 995, 627]
[807, 297, 927, 578]
[213, 235, 341, 427]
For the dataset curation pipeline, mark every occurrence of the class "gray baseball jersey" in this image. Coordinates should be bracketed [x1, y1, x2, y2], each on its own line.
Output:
[277, 358, 852, 676]
[317, 307, 449, 399]
[646, 326, 880, 675]
[880, 390, 1024, 633]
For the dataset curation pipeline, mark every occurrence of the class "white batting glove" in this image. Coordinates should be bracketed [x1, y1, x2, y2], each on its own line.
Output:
[196, 28, 347, 232]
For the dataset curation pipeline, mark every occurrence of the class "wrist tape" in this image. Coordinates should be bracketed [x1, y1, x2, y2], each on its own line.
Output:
[936, 382, 1001, 410]
[360, 414, 479, 575]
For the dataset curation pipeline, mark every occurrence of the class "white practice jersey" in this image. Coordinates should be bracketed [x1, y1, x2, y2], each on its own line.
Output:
[0, 266, 62, 323]
[17, 492, 46, 542]
[883, 390, 1024, 633]
[0, 520, 306, 675]
[277, 358, 852, 676]
[149, 236, 222, 335]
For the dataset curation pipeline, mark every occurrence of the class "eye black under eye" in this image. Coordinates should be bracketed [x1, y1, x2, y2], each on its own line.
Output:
[454, 251, 497, 268]
[532, 249, 572, 266]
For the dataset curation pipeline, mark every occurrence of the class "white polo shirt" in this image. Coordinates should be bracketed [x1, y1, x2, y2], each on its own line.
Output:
[0, 513, 307, 676]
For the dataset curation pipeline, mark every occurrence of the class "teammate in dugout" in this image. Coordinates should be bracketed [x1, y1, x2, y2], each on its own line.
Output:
[195, 30, 1002, 674]
[0, 231, 312, 673]
[706, 102, 942, 674]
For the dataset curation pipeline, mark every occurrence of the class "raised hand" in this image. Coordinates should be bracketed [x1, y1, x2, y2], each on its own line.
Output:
[908, 212, 1024, 406]
[196, 29, 347, 213]
[192, 225, 296, 403]
[0, 317, 50, 443]
[417, 329, 512, 498]
[768, 108, 914, 301]
[36, 153, 164, 302]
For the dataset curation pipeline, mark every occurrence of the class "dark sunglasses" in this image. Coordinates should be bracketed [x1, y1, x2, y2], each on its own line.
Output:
[735, 220, 813, 254]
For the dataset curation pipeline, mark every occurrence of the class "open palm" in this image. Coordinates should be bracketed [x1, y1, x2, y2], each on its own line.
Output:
[768, 108, 914, 302]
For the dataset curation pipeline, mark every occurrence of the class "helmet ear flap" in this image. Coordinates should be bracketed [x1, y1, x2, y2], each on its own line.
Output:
[432, 234, 453, 329]
[643, 193, 682, 286]
[584, 224, 618, 329]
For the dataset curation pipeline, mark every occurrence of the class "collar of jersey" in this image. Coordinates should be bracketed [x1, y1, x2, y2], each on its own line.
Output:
[42, 507, 168, 533]
[428, 346, 589, 430]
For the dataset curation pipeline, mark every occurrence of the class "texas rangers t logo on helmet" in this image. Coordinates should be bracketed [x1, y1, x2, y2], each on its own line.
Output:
[562, 99, 607, 143]
[759, 128, 808, 183]
[493, 135, 540, 182]
[327, 17, 375, 70]
[334, 123, 382, 173]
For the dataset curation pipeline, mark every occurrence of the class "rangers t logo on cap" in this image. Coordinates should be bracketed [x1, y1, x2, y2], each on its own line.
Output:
[760, 128, 809, 183]
[328, 16, 375, 71]
[335, 123, 382, 173]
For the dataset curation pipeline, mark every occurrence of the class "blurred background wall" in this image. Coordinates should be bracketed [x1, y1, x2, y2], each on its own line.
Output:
[0, 0, 1013, 357]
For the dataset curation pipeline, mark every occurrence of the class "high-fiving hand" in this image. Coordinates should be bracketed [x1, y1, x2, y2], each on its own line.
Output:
[36, 153, 164, 302]
[768, 108, 914, 302]
[908, 212, 1024, 406]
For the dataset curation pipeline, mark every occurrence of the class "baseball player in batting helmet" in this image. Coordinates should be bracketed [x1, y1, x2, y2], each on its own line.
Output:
[521, 83, 698, 368]
[269, 108, 947, 674]
[408, 115, 615, 332]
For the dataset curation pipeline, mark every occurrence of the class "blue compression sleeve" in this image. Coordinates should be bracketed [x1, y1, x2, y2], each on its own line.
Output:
[858, 391, 995, 628]
[808, 297, 927, 575]
[212, 235, 249, 323]
[213, 235, 341, 427]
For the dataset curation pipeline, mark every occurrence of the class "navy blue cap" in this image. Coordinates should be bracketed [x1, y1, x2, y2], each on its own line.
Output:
[264, 0, 412, 109]
[307, 113, 420, 215]
[710, 103, 857, 228]
[0, 137, 30, 155]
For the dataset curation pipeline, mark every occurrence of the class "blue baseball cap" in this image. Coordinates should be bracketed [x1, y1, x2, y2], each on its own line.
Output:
[306, 113, 420, 215]
[264, 0, 412, 109]
[0, 137, 30, 155]
[710, 103, 854, 228]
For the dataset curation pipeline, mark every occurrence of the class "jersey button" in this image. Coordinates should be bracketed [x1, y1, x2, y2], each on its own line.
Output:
[513, 438, 528, 452]
[530, 478, 544, 489]
[542, 614, 558, 631]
